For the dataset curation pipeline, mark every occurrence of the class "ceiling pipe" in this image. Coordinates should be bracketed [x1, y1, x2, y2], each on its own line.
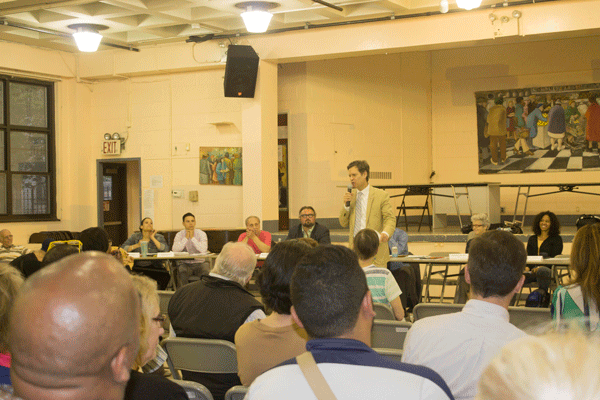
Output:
[189, 0, 556, 41]
[311, 0, 344, 12]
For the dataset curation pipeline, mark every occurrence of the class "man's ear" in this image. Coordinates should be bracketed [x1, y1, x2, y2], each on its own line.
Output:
[513, 274, 526, 294]
[111, 346, 133, 383]
[290, 306, 304, 329]
[464, 264, 471, 285]
[362, 291, 376, 319]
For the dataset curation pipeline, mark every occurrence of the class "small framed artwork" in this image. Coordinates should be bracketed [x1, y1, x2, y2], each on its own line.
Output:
[199, 147, 242, 185]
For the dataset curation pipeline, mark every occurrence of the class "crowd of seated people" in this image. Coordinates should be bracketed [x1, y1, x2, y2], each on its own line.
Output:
[3, 207, 600, 400]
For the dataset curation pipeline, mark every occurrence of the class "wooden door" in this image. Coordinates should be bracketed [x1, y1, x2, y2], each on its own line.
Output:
[102, 163, 128, 246]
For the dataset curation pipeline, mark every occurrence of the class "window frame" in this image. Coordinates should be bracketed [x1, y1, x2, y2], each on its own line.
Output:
[0, 75, 57, 222]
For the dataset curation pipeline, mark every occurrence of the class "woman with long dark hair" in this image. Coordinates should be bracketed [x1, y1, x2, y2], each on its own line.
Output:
[552, 223, 600, 330]
[525, 211, 562, 297]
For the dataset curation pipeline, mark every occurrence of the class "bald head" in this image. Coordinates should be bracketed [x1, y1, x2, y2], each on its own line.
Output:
[9, 252, 140, 400]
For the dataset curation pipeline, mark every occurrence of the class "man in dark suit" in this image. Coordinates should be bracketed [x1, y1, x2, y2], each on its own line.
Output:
[285, 206, 331, 244]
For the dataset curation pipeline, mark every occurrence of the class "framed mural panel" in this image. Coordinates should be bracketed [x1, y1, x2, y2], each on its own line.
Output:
[199, 147, 242, 185]
[476, 83, 600, 174]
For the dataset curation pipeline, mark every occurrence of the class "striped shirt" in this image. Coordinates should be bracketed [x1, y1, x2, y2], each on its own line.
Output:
[363, 264, 402, 306]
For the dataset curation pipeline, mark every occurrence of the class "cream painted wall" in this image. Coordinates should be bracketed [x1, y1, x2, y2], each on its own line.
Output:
[0, 41, 97, 245]
[430, 35, 600, 215]
[279, 52, 432, 220]
[92, 70, 247, 232]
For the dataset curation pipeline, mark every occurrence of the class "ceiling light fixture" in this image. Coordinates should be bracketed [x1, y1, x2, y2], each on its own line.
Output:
[68, 23, 108, 52]
[456, 0, 482, 10]
[236, 2, 279, 33]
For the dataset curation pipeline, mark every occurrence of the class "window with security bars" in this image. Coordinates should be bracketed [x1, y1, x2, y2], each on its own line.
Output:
[0, 76, 56, 222]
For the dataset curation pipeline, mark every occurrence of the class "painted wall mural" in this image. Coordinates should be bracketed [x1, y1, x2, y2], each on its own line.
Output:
[476, 83, 600, 174]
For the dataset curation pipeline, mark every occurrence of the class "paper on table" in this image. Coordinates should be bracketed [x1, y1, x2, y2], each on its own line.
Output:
[129, 252, 141, 258]
[449, 253, 469, 261]
[258, 253, 269, 259]
[157, 252, 175, 258]
[527, 255, 544, 262]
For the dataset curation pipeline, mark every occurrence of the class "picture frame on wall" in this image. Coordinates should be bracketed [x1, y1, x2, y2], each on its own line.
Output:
[199, 147, 242, 185]
[476, 83, 600, 174]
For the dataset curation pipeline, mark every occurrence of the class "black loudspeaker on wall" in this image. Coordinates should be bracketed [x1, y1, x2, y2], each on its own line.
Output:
[224, 45, 259, 98]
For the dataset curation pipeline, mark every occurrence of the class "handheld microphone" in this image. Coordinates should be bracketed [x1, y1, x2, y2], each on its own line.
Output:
[346, 185, 352, 207]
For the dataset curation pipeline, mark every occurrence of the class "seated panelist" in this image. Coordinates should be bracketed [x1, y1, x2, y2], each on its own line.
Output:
[238, 216, 271, 254]
[121, 217, 170, 289]
[285, 206, 330, 244]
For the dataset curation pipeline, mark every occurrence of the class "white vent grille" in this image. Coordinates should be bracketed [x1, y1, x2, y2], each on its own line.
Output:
[371, 171, 392, 180]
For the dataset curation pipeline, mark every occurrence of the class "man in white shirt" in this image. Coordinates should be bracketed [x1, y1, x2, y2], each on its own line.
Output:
[402, 230, 528, 400]
[0, 229, 31, 264]
[171, 212, 210, 286]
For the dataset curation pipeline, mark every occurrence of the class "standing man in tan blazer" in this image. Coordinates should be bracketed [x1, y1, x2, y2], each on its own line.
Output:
[340, 160, 396, 268]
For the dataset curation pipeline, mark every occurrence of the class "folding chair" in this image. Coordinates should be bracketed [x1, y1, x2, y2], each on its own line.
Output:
[412, 303, 463, 321]
[373, 348, 403, 362]
[373, 303, 395, 320]
[395, 186, 432, 232]
[157, 290, 175, 333]
[371, 319, 412, 350]
[160, 337, 238, 380]
[173, 380, 214, 400]
[507, 306, 551, 330]
[225, 386, 248, 400]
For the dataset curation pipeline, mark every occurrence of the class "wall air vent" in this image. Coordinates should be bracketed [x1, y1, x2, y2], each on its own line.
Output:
[371, 171, 392, 180]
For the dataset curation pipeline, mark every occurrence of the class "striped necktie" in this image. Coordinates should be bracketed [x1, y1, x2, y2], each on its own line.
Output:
[353, 191, 364, 237]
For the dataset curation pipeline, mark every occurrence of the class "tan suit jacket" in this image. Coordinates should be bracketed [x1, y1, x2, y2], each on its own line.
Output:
[339, 186, 396, 268]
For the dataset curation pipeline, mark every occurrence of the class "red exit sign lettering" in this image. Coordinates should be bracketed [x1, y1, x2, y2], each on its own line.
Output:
[102, 140, 121, 155]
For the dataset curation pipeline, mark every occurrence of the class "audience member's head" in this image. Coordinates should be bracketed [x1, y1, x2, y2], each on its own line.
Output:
[0, 230, 13, 248]
[297, 237, 319, 248]
[9, 252, 140, 400]
[40, 244, 80, 267]
[0, 265, 24, 354]
[258, 240, 313, 315]
[532, 211, 560, 237]
[79, 227, 111, 252]
[130, 275, 163, 369]
[211, 242, 257, 286]
[467, 230, 526, 299]
[353, 228, 380, 261]
[291, 245, 373, 340]
[570, 223, 600, 309]
[477, 330, 600, 400]
[471, 213, 490, 236]
[590, 93, 598, 105]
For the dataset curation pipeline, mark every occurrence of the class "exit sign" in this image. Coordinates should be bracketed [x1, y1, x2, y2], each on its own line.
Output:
[102, 140, 121, 155]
